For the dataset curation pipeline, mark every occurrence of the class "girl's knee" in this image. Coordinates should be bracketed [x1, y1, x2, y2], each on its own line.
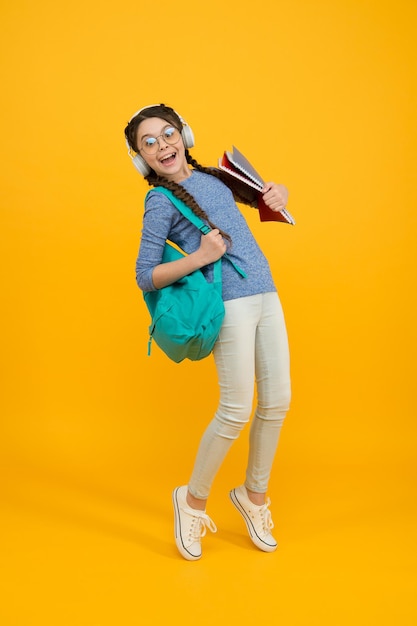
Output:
[214, 404, 252, 439]
[257, 390, 291, 421]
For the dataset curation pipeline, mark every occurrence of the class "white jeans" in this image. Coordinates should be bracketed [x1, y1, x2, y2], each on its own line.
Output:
[188, 292, 291, 499]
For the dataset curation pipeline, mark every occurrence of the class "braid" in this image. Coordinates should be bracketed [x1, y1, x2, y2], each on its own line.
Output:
[145, 152, 232, 243]
[187, 154, 257, 207]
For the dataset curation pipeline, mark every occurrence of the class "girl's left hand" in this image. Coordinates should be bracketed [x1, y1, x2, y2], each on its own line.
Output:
[261, 183, 289, 212]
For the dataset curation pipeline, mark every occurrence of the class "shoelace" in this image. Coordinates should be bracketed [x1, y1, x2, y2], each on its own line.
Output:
[258, 498, 274, 533]
[182, 506, 217, 542]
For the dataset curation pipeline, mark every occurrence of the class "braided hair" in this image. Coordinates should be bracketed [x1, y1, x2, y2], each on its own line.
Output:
[124, 104, 234, 243]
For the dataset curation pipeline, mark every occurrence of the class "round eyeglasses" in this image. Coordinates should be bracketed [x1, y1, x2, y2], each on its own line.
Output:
[139, 125, 181, 155]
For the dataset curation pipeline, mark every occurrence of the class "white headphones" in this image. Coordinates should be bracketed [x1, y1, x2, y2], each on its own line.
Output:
[126, 104, 195, 177]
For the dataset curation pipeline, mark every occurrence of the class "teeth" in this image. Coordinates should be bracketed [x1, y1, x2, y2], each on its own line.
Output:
[161, 153, 175, 162]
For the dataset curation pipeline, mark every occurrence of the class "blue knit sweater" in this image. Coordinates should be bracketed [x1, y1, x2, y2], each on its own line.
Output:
[135, 170, 276, 302]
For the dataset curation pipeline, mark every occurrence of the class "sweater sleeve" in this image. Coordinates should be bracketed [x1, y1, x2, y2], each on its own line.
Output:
[135, 193, 177, 292]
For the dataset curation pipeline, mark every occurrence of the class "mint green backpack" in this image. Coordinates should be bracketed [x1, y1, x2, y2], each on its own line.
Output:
[142, 187, 245, 363]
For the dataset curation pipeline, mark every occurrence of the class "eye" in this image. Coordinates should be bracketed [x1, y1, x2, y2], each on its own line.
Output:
[144, 137, 157, 148]
[163, 126, 177, 139]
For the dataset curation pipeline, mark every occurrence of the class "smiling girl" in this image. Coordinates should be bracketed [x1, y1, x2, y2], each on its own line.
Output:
[124, 103, 291, 561]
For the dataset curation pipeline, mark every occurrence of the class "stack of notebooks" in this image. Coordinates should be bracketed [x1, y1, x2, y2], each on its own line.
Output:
[218, 146, 295, 225]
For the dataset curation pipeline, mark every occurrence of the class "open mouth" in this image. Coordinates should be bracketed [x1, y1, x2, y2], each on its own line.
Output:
[160, 152, 177, 167]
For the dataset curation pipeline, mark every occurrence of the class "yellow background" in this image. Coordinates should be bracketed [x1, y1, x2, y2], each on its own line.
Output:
[1, 0, 416, 624]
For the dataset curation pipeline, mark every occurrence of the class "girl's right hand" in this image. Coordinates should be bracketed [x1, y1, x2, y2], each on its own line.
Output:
[152, 229, 226, 289]
[198, 229, 227, 265]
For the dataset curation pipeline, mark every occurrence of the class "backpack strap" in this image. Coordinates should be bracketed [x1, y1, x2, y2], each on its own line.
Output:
[148, 186, 247, 279]
[149, 186, 210, 234]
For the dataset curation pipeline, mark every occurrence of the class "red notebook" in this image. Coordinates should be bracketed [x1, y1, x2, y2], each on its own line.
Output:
[218, 146, 295, 225]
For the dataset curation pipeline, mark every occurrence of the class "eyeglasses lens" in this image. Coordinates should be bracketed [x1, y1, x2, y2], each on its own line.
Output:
[141, 126, 181, 154]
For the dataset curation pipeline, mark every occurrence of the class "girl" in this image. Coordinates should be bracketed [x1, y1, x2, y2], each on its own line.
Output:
[124, 104, 291, 561]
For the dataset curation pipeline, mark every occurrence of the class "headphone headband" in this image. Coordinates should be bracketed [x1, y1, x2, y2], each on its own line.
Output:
[128, 103, 185, 125]
[126, 103, 195, 177]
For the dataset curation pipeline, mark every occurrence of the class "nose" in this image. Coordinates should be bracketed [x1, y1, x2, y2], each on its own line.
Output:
[156, 134, 169, 150]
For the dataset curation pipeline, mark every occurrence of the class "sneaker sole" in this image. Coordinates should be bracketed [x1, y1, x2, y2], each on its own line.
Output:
[172, 487, 202, 561]
[229, 489, 277, 553]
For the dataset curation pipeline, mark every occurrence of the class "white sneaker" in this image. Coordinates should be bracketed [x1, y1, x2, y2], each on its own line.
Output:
[230, 485, 278, 552]
[172, 486, 217, 561]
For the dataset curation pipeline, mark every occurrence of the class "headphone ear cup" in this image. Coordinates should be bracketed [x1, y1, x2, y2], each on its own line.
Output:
[181, 124, 195, 149]
[132, 154, 151, 177]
